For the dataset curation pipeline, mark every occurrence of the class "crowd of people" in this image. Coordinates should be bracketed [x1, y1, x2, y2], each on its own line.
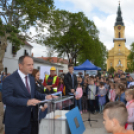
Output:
[0, 55, 134, 134]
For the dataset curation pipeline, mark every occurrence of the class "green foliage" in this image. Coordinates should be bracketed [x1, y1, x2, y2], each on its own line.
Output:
[44, 11, 106, 66]
[128, 42, 134, 61]
[0, 0, 54, 51]
[78, 38, 107, 69]
[108, 67, 115, 74]
[127, 42, 134, 72]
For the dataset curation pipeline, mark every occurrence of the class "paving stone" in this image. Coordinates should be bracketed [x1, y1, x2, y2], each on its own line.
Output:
[82, 112, 109, 134]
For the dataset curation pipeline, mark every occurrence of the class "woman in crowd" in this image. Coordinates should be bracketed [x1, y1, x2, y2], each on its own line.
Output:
[31, 69, 55, 134]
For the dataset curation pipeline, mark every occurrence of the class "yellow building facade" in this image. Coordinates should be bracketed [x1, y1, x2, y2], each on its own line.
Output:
[107, 4, 130, 72]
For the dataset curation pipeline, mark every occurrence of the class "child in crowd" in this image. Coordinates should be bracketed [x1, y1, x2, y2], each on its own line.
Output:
[88, 77, 97, 114]
[96, 75, 100, 82]
[125, 89, 134, 130]
[75, 77, 83, 114]
[120, 78, 127, 88]
[114, 74, 120, 83]
[97, 82, 107, 113]
[106, 78, 110, 90]
[57, 77, 64, 93]
[105, 78, 110, 103]
[95, 81, 100, 112]
[115, 83, 126, 104]
[94, 77, 97, 85]
[103, 101, 134, 134]
[82, 78, 88, 113]
[108, 83, 116, 102]
[57, 77, 67, 96]
[100, 77, 109, 91]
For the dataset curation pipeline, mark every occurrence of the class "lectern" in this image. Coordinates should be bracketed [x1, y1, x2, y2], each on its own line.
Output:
[38, 92, 74, 134]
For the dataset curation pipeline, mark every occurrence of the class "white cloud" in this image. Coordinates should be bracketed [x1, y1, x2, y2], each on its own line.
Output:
[93, 14, 115, 50]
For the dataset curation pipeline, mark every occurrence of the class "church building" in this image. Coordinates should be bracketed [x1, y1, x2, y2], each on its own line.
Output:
[107, 3, 130, 72]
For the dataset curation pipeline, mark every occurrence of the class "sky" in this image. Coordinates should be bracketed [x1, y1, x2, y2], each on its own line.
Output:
[31, 0, 134, 57]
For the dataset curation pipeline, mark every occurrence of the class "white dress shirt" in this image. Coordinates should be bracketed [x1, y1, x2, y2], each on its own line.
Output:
[18, 70, 31, 92]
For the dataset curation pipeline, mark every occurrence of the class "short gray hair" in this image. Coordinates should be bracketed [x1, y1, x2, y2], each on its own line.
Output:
[18, 55, 32, 64]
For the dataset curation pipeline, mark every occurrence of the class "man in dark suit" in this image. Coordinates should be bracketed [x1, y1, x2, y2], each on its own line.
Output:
[2, 55, 51, 134]
[64, 64, 77, 95]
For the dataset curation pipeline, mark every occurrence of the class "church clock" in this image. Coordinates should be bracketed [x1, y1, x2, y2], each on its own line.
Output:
[118, 26, 121, 30]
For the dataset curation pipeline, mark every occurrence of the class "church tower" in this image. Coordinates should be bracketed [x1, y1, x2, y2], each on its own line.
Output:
[107, 3, 130, 72]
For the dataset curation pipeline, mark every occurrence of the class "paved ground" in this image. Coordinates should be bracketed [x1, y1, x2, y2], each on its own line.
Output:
[82, 112, 108, 134]
[0, 112, 108, 134]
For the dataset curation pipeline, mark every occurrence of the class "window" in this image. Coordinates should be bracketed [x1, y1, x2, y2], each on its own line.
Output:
[37, 66, 40, 70]
[5, 67, 7, 75]
[24, 50, 28, 56]
[110, 63, 112, 66]
[12, 45, 17, 55]
[119, 32, 120, 38]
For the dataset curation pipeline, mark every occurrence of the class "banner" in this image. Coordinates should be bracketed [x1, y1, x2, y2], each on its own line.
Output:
[74, 70, 84, 76]
[40, 66, 51, 81]
[86, 70, 97, 76]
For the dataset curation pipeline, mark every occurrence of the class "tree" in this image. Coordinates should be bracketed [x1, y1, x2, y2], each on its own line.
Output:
[127, 42, 134, 72]
[77, 38, 107, 69]
[108, 67, 115, 74]
[0, 0, 54, 71]
[44, 11, 99, 65]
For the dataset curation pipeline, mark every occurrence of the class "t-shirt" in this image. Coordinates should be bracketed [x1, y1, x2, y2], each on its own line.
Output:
[75, 87, 83, 98]
[97, 86, 107, 96]
[116, 92, 126, 104]
[108, 89, 116, 101]
[88, 85, 96, 100]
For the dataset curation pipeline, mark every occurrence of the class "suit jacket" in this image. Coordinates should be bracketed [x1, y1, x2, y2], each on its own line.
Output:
[2, 71, 45, 128]
[64, 72, 77, 95]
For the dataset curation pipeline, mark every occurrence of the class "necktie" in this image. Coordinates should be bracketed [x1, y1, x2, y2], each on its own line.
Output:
[25, 76, 31, 94]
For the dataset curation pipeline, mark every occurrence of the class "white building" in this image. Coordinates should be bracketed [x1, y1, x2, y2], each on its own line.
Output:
[37, 57, 69, 74]
[3, 41, 32, 74]
[2, 41, 63, 75]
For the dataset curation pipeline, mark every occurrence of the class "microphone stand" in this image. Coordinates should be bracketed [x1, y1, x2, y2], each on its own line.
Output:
[83, 87, 98, 127]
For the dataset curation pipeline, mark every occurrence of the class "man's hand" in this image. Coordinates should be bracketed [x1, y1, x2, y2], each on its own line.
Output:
[46, 85, 50, 89]
[27, 99, 40, 106]
[41, 104, 48, 112]
[75, 97, 81, 100]
[46, 85, 52, 89]
[52, 96, 58, 99]
[46, 95, 52, 100]
[71, 89, 75, 93]
[48, 87, 51, 91]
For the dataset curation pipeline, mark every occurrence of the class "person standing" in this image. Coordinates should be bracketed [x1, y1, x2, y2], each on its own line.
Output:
[2, 55, 51, 134]
[75, 76, 83, 114]
[43, 66, 59, 94]
[31, 69, 56, 134]
[64, 64, 77, 95]
[87, 77, 97, 114]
